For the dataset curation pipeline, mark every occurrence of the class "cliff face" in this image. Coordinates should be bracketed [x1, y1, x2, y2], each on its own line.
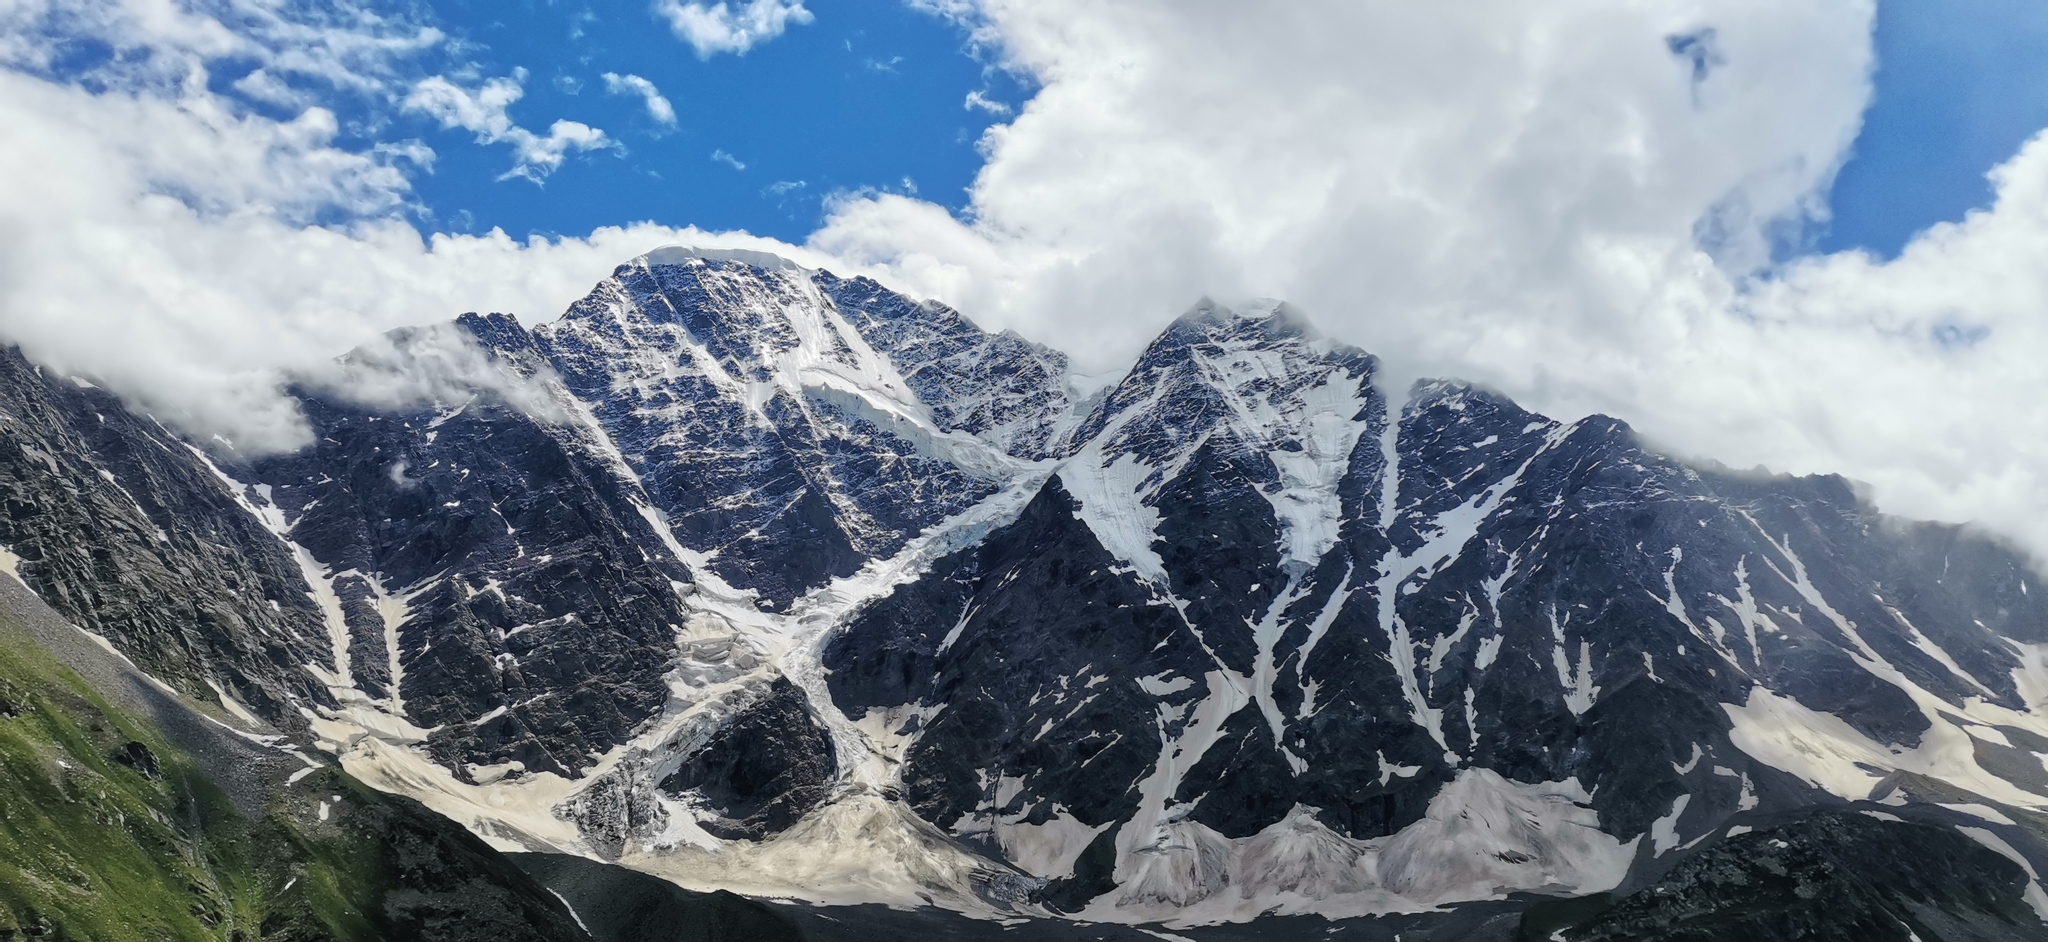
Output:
[7, 247, 2048, 937]
[0, 573, 591, 942]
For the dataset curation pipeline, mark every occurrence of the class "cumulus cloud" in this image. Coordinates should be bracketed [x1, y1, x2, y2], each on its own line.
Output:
[0, 3, 825, 452]
[0, 70, 652, 450]
[814, 0, 1874, 363]
[302, 320, 572, 426]
[11, 0, 2048, 570]
[806, 0, 2048, 560]
[653, 0, 813, 58]
[602, 71, 677, 125]
[403, 71, 614, 182]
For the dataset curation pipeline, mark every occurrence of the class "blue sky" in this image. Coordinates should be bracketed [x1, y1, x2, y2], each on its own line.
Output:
[125, 0, 2046, 261]
[140, 0, 1025, 243]
[290, 1, 1026, 244]
[200, 0, 2048, 264]
[1817, 0, 2048, 259]
[17, 0, 2048, 554]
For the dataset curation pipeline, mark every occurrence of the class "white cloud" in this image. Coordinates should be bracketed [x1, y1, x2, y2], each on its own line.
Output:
[653, 0, 814, 58]
[800, 0, 2048, 561]
[0, 0, 441, 100]
[305, 319, 571, 425]
[815, 0, 1874, 367]
[711, 149, 747, 171]
[602, 71, 677, 125]
[0, 60, 807, 452]
[963, 90, 1010, 116]
[402, 72, 614, 182]
[0, 2, 829, 452]
[13, 0, 2048, 571]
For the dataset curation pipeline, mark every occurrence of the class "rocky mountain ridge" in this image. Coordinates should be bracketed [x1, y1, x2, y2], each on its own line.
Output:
[3, 245, 2047, 938]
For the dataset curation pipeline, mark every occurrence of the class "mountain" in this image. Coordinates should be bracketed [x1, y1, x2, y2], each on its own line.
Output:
[0, 542, 593, 941]
[4, 246, 2048, 939]
[530, 246, 1068, 606]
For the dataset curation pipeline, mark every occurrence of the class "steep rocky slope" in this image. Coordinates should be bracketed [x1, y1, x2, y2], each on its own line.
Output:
[0, 567, 590, 940]
[6, 246, 2048, 938]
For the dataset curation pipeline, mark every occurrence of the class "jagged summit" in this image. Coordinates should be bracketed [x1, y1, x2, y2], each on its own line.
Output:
[529, 251, 1074, 605]
[1170, 295, 1322, 336]
[634, 243, 811, 273]
[8, 248, 2048, 937]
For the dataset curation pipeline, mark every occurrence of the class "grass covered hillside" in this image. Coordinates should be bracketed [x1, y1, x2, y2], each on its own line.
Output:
[0, 597, 590, 941]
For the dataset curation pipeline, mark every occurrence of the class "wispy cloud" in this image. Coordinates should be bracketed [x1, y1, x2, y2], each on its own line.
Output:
[0, 0, 444, 103]
[602, 71, 677, 125]
[0, 0, 819, 456]
[652, 0, 813, 58]
[711, 149, 747, 170]
[963, 89, 1010, 116]
[402, 70, 613, 182]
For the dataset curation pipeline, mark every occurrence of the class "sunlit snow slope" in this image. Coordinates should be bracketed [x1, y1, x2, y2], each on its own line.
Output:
[4, 247, 2048, 932]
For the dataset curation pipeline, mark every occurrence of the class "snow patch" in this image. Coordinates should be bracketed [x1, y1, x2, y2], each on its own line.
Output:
[1649, 794, 1690, 856]
[203, 678, 263, 728]
[1957, 826, 2048, 922]
[1062, 453, 1169, 584]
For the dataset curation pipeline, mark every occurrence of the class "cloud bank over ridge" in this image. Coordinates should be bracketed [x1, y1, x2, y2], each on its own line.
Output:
[6, 0, 2048, 562]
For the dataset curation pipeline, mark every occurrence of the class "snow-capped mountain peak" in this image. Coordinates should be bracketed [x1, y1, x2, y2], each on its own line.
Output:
[529, 248, 1067, 606]
[1059, 297, 1383, 580]
[10, 250, 2048, 935]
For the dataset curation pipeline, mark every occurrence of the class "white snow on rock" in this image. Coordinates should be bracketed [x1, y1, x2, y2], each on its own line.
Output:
[73, 248, 2048, 929]
[1649, 794, 1692, 856]
[1059, 298, 1376, 583]
[1958, 826, 2048, 922]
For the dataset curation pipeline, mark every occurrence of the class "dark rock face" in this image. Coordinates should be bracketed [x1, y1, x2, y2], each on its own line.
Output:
[0, 250, 1072, 781]
[239, 316, 694, 778]
[1540, 811, 2042, 942]
[0, 347, 334, 722]
[107, 740, 159, 778]
[12, 249, 2048, 924]
[827, 297, 2048, 910]
[529, 252, 1057, 608]
[828, 479, 1213, 844]
[817, 271, 1073, 461]
[658, 678, 837, 840]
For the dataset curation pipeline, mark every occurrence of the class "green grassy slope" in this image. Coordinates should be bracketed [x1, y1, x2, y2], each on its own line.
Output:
[0, 607, 589, 941]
